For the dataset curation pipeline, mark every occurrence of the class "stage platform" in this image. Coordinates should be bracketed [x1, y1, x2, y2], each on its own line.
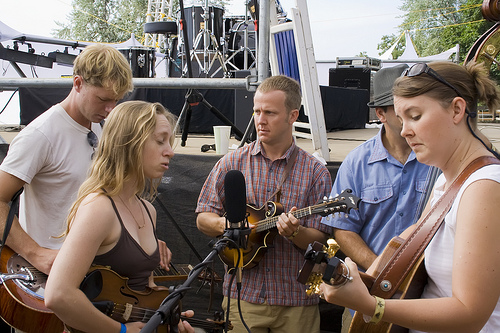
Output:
[1, 124, 381, 162]
[4, 122, 499, 162]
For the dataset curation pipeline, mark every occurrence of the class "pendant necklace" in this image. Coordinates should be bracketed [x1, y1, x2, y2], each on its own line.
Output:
[117, 195, 146, 229]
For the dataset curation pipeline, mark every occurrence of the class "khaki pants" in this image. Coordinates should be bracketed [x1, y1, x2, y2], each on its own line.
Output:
[222, 297, 320, 333]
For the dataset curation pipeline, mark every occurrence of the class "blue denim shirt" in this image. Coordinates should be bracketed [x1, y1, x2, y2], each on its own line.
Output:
[322, 128, 431, 257]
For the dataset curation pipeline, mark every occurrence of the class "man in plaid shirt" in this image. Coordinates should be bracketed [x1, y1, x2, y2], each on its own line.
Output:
[196, 75, 333, 333]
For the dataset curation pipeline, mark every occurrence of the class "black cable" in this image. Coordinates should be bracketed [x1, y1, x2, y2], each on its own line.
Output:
[467, 113, 500, 159]
[236, 287, 251, 332]
[0, 88, 19, 116]
[221, 237, 250, 332]
[224, 268, 236, 333]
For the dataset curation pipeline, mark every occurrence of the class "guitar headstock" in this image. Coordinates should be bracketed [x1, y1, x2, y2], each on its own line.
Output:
[312, 189, 361, 217]
[297, 239, 351, 296]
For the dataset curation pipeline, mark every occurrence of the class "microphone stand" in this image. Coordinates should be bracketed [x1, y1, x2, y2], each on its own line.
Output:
[140, 221, 251, 333]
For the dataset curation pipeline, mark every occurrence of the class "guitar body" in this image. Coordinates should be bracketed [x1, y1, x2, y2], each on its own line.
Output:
[348, 237, 428, 333]
[298, 236, 427, 333]
[219, 202, 282, 271]
[0, 245, 192, 333]
[0, 246, 64, 333]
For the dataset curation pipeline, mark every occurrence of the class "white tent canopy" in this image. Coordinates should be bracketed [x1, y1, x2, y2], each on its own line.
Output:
[380, 31, 459, 65]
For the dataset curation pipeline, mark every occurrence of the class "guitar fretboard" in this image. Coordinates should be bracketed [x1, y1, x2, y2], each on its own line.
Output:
[152, 263, 193, 281]
[254, 204, 321, 232]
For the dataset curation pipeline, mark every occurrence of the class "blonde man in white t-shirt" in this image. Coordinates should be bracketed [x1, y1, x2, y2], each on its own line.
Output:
[0, 44, 133, 275]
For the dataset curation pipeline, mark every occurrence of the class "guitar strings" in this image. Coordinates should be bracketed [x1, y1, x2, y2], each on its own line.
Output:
[110, 303, 222, 329]
[253, 197, 347, 232]
[254, 204, 324, 231]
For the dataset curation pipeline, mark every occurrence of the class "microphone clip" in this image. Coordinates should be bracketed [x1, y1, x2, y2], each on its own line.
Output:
[222, 215, 251, 250]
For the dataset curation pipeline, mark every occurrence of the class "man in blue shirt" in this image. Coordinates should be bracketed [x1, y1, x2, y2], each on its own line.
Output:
[322, 64, 431, 271]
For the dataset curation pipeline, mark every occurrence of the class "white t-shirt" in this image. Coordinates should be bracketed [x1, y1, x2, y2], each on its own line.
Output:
[0, 104, 102, 249]
[410, 164, 500, 333]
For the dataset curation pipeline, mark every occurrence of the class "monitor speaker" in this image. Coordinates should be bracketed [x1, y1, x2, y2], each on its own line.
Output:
[329, 67, 371, 94]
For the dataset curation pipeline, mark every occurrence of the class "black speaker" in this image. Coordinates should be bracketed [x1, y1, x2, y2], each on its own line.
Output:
[320, 85, 369, 130]
[234, 70, 255, 138]
[329, 67, 371, 93]
[329, 68, 371, 122]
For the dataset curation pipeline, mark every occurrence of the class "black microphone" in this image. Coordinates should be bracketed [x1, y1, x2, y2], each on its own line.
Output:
[223, 170, 250, 284]
[224, 170, 247, 230]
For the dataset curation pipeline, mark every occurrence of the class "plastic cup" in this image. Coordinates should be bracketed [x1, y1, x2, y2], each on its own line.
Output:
[213, 125, 231, 154]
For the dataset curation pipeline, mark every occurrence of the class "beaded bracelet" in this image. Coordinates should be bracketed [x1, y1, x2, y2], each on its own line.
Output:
[120, 323, 127, 333]
[363, 295, 385, 324]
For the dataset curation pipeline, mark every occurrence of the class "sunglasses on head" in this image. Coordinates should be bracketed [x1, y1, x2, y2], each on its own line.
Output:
[402, 63, 465, 100]
[87, 131, 98, 159]
[402, 63, 473, 116]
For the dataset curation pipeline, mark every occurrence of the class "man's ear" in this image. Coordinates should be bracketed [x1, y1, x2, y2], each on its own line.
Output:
[73, 75, 84, 92]
[289, 109, 299, 124]
[375, 107, 387, 123]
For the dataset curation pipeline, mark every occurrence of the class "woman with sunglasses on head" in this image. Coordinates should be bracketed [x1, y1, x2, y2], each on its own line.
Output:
[45, 101, 194, 333]
[319, 61, 500, 333]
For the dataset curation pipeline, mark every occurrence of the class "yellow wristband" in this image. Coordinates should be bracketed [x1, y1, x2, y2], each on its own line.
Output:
[287, 225, 300, 240]
[369, 296, 385, 324]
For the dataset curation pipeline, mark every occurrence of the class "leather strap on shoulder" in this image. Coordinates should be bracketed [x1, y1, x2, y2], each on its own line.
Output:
[370, 156, 500, 298]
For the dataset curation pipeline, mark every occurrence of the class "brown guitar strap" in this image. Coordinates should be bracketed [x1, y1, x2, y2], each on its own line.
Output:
[370, 156, 500, 299]
[0, 188, 23, 253]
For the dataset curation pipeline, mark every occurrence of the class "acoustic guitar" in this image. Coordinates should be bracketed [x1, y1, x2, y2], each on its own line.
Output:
[0, 245, 193, 333]
[218, 189, 361, 272]
[298, 238, 427, 333]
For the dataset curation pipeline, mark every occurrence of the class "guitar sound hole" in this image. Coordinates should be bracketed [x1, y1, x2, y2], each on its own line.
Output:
[120, 286, 140, 304]
[265, 202, 276, 217]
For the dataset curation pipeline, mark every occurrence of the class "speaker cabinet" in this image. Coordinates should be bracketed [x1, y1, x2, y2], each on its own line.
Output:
[329, 67, 371, 93]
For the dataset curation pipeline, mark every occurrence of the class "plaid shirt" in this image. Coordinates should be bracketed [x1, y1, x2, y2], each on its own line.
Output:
[196, 140, 332, 306]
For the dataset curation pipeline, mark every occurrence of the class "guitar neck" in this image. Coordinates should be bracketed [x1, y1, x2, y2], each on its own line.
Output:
[255, 206, 314, 232]
[108, 304, 226, 331]
[152, 263, 193, 282]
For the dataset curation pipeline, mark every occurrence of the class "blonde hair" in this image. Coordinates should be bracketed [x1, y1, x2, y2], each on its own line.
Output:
[257, 75, 302, 112]
[65, 101, 177, 233]
[73, 44, 134, 98]
[393, 61, 500, 114]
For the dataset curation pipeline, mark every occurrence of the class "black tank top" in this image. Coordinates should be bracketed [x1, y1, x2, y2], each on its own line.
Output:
[93, 195, 160, 291]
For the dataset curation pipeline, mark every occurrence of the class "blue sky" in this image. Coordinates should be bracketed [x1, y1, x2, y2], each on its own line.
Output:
[1, 0, 405, 60]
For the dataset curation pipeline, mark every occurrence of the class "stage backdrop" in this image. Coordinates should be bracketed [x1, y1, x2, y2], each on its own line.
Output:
[19, 86, 369, 132]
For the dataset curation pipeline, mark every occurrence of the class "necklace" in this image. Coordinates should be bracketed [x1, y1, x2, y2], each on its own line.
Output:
[117, 195, 146, 229]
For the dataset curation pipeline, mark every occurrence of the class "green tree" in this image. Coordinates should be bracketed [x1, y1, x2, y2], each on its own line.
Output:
[55, 0, 131, 43]
[377, 34, 405, 59]
[378, 0, 494, 62]
[55, 0, 229, 43]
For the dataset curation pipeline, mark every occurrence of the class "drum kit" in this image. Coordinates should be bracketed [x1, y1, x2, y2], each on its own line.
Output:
[137, 0, 288, 78]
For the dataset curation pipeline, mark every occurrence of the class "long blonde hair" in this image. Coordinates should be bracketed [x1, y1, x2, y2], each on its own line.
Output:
[65, 101, 177, 233]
